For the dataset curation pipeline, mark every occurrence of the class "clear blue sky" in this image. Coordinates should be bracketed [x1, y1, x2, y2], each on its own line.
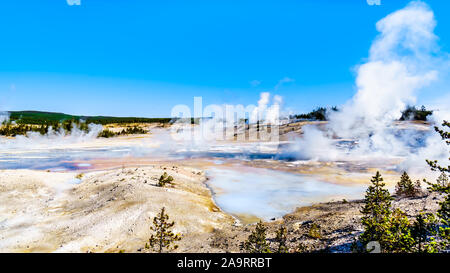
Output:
[0, 0, 449, 117]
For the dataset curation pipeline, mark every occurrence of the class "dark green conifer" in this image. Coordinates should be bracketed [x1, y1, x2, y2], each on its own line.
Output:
[384, 209, 415, 253]
[395, 171, 421, 197]
[146, 207, 181, 253]
[274, 226, 288, 253]
[424, 121, 450, 251]
[411, 212, 438, 253]
[241, 221, 271, 253]
[360, 171, 393, 249]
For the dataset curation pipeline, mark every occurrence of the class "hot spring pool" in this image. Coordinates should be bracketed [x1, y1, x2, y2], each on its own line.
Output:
[205, 166, 366, 222]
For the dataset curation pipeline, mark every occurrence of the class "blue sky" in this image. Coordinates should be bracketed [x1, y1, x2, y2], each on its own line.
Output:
[1, 0, 449, 117]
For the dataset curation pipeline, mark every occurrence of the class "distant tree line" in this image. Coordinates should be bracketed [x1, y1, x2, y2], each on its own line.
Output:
[0, 119, 89, 137]
[399, 105, 433, 121]
[0, 111, 170, 137]
[290, 105, 433, 122]
[84, 117, 172, 125]
[97, 126, 149, 138]
[290, 106, 338, 121]
[8, 111, 173, 125]
[1, 118, 149, 138]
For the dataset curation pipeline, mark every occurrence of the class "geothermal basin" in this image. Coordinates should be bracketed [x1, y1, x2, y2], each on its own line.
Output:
[0, 132, 404, 223]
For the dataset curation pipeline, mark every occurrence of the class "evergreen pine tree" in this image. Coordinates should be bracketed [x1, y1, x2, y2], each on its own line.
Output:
[426, 121, 450, 174]
[360, 172, 416, 252]
[360, 171, 393, 250]
[395, 171, 421, 197]
[146, 207, 181, 253]
[424, 120, 450, 251]
[411, 212, 439, 253]
[274, 226, 288, 253]
[435, 172, 449, 189]
[384, 209, 415, 253]
[241, 221, 271, 253]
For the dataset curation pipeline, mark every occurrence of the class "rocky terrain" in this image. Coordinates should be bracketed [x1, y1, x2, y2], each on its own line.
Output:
[207, 192, 443, 253]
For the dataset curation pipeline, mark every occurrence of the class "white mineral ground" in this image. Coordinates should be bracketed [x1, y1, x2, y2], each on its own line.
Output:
[0, 165, 233, 252]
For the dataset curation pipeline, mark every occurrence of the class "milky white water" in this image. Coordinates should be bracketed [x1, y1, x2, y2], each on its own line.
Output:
[205, 166, 365, 221]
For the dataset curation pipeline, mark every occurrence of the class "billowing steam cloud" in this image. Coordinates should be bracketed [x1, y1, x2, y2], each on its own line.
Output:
[330, 0, 437, 138]
[293, 1, 449, 175]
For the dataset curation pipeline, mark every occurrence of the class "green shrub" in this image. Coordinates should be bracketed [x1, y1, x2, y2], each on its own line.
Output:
[308, 223, 322, 239]
[97, 129, 118, 138]
[157, 172, 174, 187]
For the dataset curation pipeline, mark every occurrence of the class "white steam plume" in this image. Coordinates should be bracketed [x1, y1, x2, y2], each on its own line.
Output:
[293, 1, 449, 175]
[250, 92, 270, 123]
[251, 92, 283, 124]
[0, 123, 103, 150]
[0, 111, 9, 124]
